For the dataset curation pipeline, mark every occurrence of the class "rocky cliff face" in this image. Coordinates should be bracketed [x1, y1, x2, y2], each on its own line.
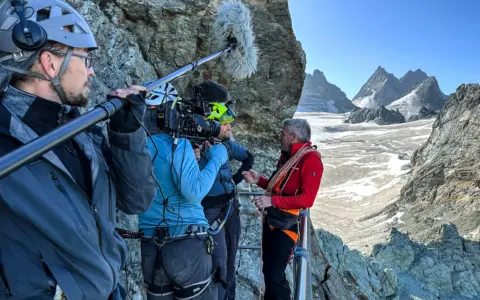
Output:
[345, 105, 405, 125]
[70, 0, 306, 176]
[318, 224, 480, 300]
[298, 70, 357, 113]
[392, 84, 480, 244]
[407, 106, 438, 122]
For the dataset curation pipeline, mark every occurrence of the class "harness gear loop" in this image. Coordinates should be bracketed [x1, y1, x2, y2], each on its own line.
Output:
[115, 227, 144, 239]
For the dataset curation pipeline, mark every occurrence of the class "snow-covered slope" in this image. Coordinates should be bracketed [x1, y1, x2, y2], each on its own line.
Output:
[387, 77, 446, 120]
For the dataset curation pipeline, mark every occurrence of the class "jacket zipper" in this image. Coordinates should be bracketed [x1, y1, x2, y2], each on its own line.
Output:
[0, 263, 12, 298]
[50, 172, 88, 230]
[72, 179, 117, 290]
[56, 109, 115, 282]
[50, 170, 117, 290]
[105, 170, 114, 222]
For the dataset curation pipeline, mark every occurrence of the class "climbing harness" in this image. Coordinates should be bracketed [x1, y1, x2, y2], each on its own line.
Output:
[207, 198, 235, 235]
[145, 244, 215, 300]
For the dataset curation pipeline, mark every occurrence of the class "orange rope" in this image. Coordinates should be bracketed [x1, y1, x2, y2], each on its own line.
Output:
[265, 144, 317, 197]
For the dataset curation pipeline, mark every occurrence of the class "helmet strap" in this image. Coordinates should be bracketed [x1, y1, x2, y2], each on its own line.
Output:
[50, 47, 73, 104]
[0, 49, 46, 81]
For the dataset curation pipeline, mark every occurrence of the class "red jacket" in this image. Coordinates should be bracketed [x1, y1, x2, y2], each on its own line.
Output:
[257, 141, 323, 210]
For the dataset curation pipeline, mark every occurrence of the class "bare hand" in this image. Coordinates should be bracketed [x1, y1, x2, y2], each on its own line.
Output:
[194, 147, 201, 161]
[242, 169, 260, 184]
[108, 85, 146, 99]
[252, 195, 273, 209]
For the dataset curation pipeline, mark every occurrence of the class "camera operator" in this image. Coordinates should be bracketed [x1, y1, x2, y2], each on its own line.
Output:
[138, 81, 229, 299]
[196, 97, 254, 300]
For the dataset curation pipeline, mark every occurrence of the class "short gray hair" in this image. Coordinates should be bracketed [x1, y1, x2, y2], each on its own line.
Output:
[282, 118, 311, 142]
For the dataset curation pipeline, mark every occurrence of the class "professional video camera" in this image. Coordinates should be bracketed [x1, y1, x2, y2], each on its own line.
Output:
[143, 80, 235, 147]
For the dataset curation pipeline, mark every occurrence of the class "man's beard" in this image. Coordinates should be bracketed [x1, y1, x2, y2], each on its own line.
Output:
[66, 90, 89, 107]
[220, 133, 231, 141]
[53, 80, 90, 108]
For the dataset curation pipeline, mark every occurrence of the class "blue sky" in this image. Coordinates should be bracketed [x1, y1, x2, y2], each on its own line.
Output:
[288, 0, 480, 99]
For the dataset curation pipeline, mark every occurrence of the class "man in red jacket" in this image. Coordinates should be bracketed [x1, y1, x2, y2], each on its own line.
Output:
[243, 118, 323, 300]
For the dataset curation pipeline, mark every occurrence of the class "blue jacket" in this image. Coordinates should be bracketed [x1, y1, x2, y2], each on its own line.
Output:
[138, 133, 228, 237]
[199, 140, 253, 208]
[0, 86, 156, 300]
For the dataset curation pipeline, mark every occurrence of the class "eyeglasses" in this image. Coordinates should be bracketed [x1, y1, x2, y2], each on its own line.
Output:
[49, 51, 93, 68]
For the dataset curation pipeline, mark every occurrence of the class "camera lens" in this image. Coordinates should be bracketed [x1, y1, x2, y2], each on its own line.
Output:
[194, 115, 221, 138]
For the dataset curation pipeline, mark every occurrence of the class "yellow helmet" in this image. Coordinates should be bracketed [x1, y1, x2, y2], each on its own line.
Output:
[207, 102, 236, 124]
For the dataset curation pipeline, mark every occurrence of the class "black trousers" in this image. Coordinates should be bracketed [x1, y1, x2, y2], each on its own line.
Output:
[262, 221, 296, 300]
[204, 199, 241, 300]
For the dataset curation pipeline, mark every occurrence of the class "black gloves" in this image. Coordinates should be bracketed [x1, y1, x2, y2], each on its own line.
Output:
[109, 91, 147, 133]
[232, 151, 254, 184]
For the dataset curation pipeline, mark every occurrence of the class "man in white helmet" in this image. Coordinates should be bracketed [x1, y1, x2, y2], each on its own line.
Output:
[0, 1, 156, 299]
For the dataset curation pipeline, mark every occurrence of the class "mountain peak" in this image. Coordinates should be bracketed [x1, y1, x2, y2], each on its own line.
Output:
[311, 69, 327, 81]
[298, 70, 356, 113]
[375, 66, 387, 74]
[351, 67, 400, 108]
[402, 69, 428, 80]
[424, 76, 438, 84]
[399, 69, 429, 95]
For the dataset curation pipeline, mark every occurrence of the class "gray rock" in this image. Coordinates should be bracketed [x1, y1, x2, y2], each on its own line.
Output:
[345, 105, 406, 125]
[373, 242, 415, 272]
[409, 256, 453, 292]
[396, 84, 480, 243]
[407, 106, 439, 122]
[298, 69, 358, 113]
[315, 224, 480, 300]
[382, 268, 398, 297]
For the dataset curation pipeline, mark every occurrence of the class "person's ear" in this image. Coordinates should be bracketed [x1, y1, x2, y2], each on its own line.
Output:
[291, 133, 298, 143]
[38, 51, 59, 79]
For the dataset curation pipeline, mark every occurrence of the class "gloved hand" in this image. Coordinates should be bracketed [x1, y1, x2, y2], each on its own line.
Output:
[208, 143, 228, 167]
[232, 172, 243, 185]
[108, 85, 147, 133]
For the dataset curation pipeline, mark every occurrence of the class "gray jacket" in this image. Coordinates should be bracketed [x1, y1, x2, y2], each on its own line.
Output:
[0, 87, 156, 300]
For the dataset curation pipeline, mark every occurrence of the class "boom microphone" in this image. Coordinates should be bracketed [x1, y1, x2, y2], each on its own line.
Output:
[144, 0, 258, 92]
[213, 0, 258, 79]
